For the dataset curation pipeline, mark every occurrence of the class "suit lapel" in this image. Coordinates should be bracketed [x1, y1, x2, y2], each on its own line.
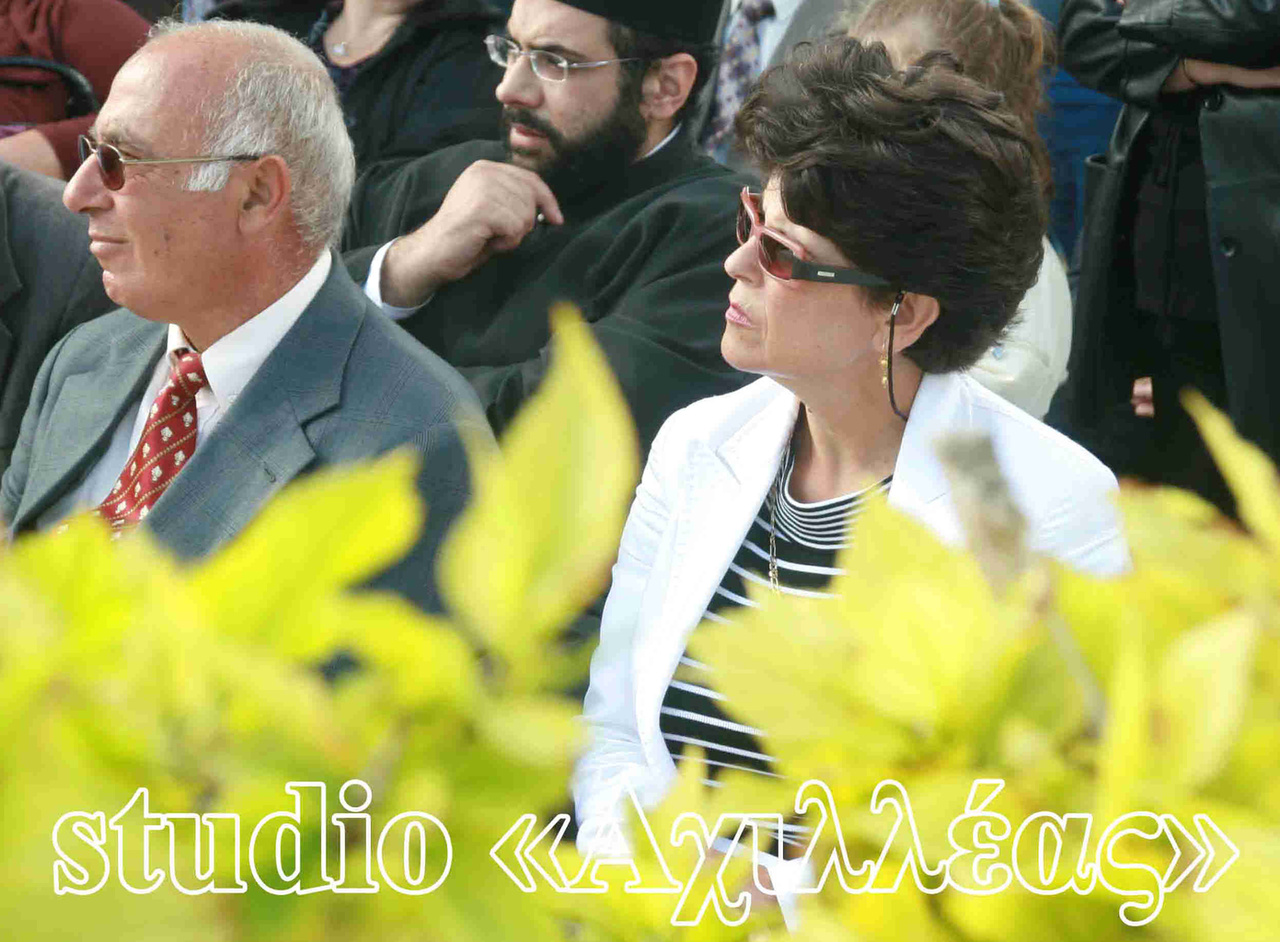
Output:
[145, 256, 364, 559]
[14, 320, 164, 529]
[632, 381, 800, 748]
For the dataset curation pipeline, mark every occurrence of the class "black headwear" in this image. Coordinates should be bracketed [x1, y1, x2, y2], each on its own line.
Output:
[559, 0, 721, 45]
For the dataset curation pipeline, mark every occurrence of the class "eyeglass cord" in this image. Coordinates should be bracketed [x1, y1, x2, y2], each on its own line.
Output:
[887, 291, 909, 422]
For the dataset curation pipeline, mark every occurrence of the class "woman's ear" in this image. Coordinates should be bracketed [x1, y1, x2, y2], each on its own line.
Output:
[887, 291, 941, 353]
[639, 53, 698, 122]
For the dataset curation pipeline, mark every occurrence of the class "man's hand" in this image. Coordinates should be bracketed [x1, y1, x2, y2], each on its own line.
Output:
[380, 160, 564, 307]
[0, 129, 64, 179]
[1162, 58, 1280, 94]
[1132, 376, 1154, 418]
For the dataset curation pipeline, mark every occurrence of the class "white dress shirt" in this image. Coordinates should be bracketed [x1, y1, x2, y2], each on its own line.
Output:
[363, 125, 685, 319]
[45, 251, 331, 525]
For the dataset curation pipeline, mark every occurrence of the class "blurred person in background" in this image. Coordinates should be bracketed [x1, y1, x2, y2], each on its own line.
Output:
[1054, 0, 1280, 515]
[1022, 0, 1120, 260]
[847, 0, 1072, 420]
[0, 0, 149, 179]
[574, 38, 1125, 926]
[207, 0, 506, 168]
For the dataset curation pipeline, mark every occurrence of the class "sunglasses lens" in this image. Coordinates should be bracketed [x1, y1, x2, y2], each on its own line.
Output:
[758, 232, 794, 279]
[736, 201, 750, 245]
[98, 144, 124, 190]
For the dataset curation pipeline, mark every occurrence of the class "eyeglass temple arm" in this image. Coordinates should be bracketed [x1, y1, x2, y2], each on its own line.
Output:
[118, 154, 262, 166]
[789, 257, 894, 288]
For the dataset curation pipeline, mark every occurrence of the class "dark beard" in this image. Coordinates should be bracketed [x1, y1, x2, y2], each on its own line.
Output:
[501, 81, 648, 203]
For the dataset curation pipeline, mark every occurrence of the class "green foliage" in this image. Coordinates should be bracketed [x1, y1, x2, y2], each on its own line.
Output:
[0, 307, 637, 942]
[692, 392, 1280, 942]
[2, 309, 1277, 942]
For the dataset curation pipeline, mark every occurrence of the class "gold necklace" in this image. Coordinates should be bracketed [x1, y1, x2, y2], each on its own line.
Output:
[326, 14, 401, 62]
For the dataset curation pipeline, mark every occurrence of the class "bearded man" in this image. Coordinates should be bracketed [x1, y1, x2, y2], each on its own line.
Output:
[341, 0, 751, 451]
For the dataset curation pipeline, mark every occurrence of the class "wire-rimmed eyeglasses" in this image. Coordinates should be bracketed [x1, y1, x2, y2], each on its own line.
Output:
[484, 34, 642, 83]
[77, 134, 263, 191]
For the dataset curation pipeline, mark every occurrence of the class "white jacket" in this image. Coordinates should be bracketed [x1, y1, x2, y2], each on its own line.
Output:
[573, 372, 1127, 867]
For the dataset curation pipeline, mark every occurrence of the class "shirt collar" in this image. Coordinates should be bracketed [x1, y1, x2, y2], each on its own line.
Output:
[641, 123, 682, 161]
[165, 251, 331, 411]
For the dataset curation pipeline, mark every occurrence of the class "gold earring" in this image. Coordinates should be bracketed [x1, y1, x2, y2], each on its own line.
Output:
[880, 340, 889, 388]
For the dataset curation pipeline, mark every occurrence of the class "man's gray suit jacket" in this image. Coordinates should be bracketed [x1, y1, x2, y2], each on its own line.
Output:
[0, 163, 117, 481]
[0, 255, 489, 613]
[691, 0, 854, 174]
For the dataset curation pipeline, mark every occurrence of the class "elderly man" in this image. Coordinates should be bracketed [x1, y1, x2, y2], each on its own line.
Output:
[342, 0, 752, 452]
[0, 20, 486, 612]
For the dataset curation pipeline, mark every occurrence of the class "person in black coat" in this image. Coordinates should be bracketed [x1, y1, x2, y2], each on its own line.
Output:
[209, 0, 504, 170]
[1053, 0, 1280, 512]
[343, 0, 751, 455]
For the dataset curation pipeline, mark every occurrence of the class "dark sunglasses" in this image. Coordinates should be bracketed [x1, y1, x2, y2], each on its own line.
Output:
[736, 187, 893, 287]
[77, 134, 263, 191]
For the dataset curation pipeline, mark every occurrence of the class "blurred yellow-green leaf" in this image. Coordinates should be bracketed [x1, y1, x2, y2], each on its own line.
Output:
[438, 303, 640, 692]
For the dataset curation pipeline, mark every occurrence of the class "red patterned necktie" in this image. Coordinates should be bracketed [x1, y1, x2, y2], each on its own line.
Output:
[97, 348, 207, 530]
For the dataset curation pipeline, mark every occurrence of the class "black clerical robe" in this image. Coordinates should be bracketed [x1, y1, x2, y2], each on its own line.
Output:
[341, 136, 753, 451]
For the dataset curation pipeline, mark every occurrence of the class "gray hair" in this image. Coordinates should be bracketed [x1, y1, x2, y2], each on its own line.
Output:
[148, 19, 355, 249]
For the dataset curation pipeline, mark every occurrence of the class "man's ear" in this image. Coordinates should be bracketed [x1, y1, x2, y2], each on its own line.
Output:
[639, 52, 698, 122]
[238, 154, 291, 237]
[885, 291, 941, 354]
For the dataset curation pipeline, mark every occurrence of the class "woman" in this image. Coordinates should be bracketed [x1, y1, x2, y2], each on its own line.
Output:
[573, 38, 1126, 912]
[208, 0, 503, 170]
[847, 0, 1072, 421]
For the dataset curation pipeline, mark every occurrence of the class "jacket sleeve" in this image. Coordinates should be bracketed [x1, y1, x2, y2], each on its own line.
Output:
[1059, 0, 1180, 108]
[341, 146, 474, 257]
[1, 327, 75, 531]
[573, 414, 680, 856]
[364, 383, 491, 615]
[455, 204, 744, 450]
[1117, 0, 1280, 68]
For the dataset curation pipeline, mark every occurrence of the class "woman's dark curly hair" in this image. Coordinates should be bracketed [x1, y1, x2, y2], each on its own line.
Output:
[734, 37, 1047, 373]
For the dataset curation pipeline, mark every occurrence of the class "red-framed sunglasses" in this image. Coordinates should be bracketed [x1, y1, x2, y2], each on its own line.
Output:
[77, 134, 263, 191]
[736, 187, 893, 288]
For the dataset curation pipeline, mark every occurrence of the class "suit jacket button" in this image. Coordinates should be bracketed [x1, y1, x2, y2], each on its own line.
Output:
[1204, 89, 1224, 111]
[1220, 237, 1239, 258]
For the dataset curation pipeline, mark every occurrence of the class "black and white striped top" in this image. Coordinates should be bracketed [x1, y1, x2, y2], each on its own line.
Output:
[659, 449, 891, 853]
